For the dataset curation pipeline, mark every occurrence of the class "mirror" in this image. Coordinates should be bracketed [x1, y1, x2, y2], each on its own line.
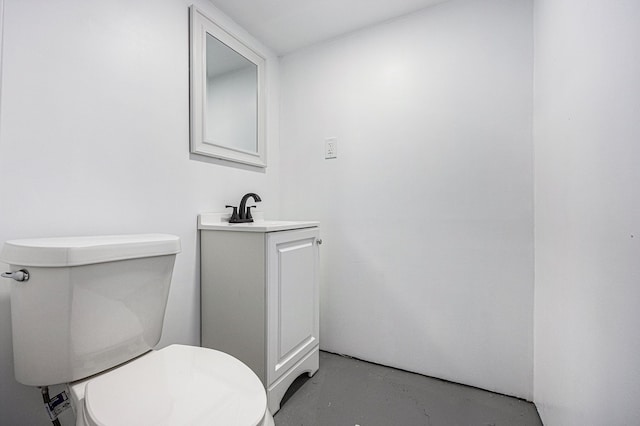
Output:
[190, 6, 266, 167]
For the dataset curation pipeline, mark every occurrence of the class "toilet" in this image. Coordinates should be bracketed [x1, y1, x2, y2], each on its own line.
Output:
[1, 234, 274, 426]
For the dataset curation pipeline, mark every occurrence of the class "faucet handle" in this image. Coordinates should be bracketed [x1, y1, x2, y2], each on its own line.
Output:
[225, 205, 240, 223]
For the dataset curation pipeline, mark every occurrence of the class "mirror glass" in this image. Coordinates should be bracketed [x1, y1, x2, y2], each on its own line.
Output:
[190, 6, 266, 167]
[205, 33, 257, 153]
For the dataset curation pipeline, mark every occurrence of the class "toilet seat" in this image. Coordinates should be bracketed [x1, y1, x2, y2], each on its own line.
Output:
[81, 344, 267, 426]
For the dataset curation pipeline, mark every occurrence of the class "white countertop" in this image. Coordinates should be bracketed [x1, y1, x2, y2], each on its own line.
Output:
[198, 212, 319, 233]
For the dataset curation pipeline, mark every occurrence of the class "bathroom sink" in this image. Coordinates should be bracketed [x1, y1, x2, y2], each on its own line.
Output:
[198, 213, 319, 232]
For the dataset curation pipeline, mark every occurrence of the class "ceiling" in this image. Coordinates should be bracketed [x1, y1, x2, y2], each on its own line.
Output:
[208, 0, 450, 55]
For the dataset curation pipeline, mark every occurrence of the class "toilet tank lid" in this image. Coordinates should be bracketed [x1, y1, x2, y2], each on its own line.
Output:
[0, 234, 181, 267]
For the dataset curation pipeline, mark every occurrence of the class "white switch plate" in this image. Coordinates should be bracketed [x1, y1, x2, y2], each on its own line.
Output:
[325, 137, 337, 159]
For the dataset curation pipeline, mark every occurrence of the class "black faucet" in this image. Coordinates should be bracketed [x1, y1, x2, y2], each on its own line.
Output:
[227, 193, 262, 223]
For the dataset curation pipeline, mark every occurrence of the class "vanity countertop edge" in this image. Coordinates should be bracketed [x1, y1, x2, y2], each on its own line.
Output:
[198, 212, 319, 233]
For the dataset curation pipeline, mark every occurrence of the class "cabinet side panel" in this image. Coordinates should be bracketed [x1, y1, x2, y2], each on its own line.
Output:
[201, 231, 266, 383]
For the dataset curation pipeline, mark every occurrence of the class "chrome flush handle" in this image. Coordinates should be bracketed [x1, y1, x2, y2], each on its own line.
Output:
[1, 269, 29, 282]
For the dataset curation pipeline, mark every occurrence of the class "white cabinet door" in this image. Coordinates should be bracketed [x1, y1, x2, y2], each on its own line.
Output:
[266, 227, 319, 385]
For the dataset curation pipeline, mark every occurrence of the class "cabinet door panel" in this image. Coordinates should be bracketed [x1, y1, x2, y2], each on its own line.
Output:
[267, 228, 319, 385]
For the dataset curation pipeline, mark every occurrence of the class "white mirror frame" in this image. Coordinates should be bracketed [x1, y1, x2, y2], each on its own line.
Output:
[190, 6, 267, 168]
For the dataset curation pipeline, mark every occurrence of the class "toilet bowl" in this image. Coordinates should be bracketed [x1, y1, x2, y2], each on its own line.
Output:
[68, 345, 275, 426]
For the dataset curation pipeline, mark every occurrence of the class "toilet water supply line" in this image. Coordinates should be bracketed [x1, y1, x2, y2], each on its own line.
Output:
[40, 386, 64, 426]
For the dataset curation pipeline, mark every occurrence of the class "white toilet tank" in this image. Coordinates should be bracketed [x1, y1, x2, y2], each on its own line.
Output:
[0, 234, 181, 386]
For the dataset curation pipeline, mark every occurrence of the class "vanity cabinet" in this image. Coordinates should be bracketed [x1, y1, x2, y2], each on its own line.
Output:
[199, 219, 320, 414]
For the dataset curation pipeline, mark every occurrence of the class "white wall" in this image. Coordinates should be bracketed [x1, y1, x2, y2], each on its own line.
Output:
[0, 0, 279, 424]
[533, 0, 640, 424]
[279, 0, 534, 399]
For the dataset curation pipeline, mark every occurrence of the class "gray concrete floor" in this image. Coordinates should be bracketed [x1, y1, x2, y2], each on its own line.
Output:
[274, 351, 542, 426]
